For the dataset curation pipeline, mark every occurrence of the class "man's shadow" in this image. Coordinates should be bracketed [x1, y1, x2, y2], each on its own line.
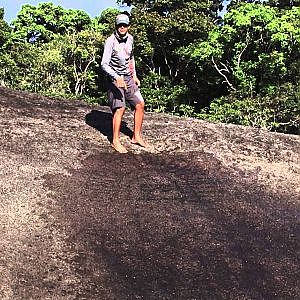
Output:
[85, 110, 133, 143]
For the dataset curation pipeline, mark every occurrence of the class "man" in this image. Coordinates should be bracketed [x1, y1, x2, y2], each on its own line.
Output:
[101, 13, 148, 153]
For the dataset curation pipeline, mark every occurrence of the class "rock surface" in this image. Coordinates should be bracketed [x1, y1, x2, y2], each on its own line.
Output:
[0, 86, 299, 299]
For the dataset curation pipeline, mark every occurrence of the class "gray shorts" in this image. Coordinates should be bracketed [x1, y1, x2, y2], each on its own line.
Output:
[106, 75, 144, 111]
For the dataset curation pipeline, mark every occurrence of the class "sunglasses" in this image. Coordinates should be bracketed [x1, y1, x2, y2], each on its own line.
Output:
[117, 23, 129, 28]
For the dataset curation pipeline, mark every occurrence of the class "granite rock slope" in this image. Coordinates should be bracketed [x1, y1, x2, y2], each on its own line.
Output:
[0, 86, 299, 299]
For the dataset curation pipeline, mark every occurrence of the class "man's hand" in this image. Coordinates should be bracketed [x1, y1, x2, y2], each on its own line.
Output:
[133, 75, 141, 87]
[116, 75, 127, 89]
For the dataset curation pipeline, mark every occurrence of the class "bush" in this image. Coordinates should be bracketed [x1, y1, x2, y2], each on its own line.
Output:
[197, 83, 300, 134]
[140, 72, 187, 114]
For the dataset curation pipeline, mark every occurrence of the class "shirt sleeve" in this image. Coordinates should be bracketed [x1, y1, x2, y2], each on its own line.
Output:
[101, 37, 118, 80]
[129, 39, 137, 77]
[129, 56, 137, 77]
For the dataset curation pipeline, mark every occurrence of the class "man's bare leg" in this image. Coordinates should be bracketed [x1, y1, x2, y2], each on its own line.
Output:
[112, 107, 128, 153]
[132, 102, 149, 147]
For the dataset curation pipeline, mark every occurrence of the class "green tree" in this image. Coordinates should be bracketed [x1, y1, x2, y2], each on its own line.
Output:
[5, 28, 106, 98]
[198, 83, 300, 134]
[11, 2, 92, 43]
[63, 28, 105, 96]
[266, 0, 300, 8]
[120, 0, 213, 78]
[96, 7, 121, 36]
[0, 8, 11, 46]
[1, 3, 107, 99]
[113, 0, 218, 113]
[181, 3, 300, 96]
[0, 8, 12, 86]
[30, 39, 69, 95]
[183, 3, 300, 133]
[0, 41, 40, 89]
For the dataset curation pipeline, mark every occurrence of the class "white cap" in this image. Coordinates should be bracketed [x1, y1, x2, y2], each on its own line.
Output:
[116, 14, 130, 25]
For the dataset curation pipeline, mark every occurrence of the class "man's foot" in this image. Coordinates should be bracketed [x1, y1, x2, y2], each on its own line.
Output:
[112, 142, 128, 153]
[131, 137, 150, 148]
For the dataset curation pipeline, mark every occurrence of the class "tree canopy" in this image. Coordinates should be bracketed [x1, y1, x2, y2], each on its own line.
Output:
[0, 1, 299, 134]
[11, 2, 92, 43]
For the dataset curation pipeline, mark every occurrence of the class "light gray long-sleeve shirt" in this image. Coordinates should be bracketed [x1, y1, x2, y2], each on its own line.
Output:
[101, 33, 137, 81]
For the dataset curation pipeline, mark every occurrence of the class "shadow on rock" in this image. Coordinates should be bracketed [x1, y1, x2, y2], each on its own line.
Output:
[85, 110, 133, 143]
[43, 152, 300, 299]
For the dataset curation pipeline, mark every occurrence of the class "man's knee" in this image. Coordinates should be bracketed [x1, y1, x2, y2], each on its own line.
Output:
[113, 106, 126, 115]
[135, 101, 145, 110]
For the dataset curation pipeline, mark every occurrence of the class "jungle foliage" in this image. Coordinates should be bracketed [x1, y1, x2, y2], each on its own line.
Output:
[0, 1, 299, 134]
